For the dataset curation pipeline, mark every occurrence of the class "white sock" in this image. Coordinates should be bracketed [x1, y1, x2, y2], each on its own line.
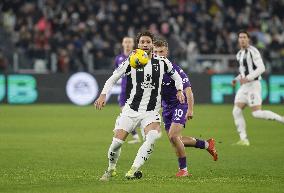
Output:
[252, 110, 284, 123]
[107, 137, 124, 170]
[232, 106, 247, 140]
[205, 141, 209, 149]
[132, 130, 161, 169]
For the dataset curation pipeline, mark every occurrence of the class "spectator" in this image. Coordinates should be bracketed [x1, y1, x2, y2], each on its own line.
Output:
[0, 0, 283, 73]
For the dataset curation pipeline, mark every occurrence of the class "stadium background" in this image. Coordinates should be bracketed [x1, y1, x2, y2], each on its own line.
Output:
[0, 0, 283, 105]
[0, 1, 284, 193]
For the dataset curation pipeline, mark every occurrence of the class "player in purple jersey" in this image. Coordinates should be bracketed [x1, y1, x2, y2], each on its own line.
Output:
[153, 39, 218, 177]
[115, 37, 141, 144]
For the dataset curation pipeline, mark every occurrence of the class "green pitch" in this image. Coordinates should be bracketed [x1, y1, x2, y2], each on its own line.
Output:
[0, 104, 284, 193]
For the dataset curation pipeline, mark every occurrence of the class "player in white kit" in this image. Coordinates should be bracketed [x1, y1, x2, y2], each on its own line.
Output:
[232, 30, 284, 146]
[95, 31, 185, 180]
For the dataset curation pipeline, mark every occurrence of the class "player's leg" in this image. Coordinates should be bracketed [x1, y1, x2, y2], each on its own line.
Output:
[107, 130, 128, 170]
[249, 81, 283, 122]
[251, 105, 284, 123]
[182, 136, 218, 161]
[100, 129, 128, 181]
[233, 87, 249, 145]
[233, 102, 249, 145]
[165, 104, 193, 176]
[120, 106, 141, 144]
[100, 115, 133, 181]
[126, 112, 162, 179]
[167, 123, 191, 177]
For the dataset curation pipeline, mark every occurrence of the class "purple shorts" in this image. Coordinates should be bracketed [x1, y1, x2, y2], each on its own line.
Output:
[162, 104, 188, 131]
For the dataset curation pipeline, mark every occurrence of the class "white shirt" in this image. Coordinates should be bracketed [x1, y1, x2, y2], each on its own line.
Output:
[101, 54, 183, 112]
[236, 45, 265, 81]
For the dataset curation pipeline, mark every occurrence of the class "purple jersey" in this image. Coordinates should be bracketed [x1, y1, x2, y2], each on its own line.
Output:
[114, 53, 128, 107]
[161, 63, 191, 109]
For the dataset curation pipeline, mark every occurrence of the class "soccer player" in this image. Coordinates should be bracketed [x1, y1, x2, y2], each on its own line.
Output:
[232, 30, 284, 146]
[153, 39, 218, 177]
[95, 31, 185, 181]
[115, 36, 141, 144]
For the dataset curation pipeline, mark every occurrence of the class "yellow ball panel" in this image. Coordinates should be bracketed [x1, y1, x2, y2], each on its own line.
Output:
[129, 49, 149, 69]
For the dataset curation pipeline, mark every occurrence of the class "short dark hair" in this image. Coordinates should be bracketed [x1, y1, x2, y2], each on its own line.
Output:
[136, 31, 155, 45]
[238, 30, 250, 38]
[153, 38, 168, 48]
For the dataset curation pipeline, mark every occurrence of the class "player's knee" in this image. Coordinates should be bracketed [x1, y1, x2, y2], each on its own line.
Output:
[252, 110, 262, 118]
[233, 106, 242, 118]
[146, 130, 161, 144]
[170, 136, 180, 145]
[168, 133, 179, 144]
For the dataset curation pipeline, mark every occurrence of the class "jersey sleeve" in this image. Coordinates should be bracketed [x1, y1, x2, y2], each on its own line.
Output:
[164, 59, 183, 91]
[246, 48, 265, 81]
[174, 64, 191, 89]
[101, 58, 130, 95]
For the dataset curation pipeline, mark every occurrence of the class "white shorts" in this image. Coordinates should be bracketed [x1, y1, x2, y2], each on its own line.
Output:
[114, 108, 161, 134]
[234, 80, 262, 107]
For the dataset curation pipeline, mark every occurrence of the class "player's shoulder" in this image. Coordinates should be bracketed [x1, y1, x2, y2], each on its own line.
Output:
[115, 54, 122, 60]
[248, 45, 261, 55]
[116, 54, 127, 62]
[152, 53, 167, 61]
[153, 54, 173, 67]
[236, 49, 242, 58]
[175, 64, 189, 77]
[116, 56, 130, 69]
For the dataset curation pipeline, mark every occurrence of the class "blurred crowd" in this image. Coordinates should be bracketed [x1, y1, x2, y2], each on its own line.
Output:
[0, 0, 284, 73]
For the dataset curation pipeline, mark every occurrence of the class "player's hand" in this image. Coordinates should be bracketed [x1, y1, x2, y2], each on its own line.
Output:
[240, 77, 249, 85]
[186, 109, 193, 120]
[94, 94, 106, 110]
[231, 79, 237, 87]
[176, 90, 185, 104]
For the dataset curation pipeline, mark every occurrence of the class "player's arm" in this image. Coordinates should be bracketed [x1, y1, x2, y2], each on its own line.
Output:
[241, 49, 265, 84]
[175, 64, 194, 119]
[185, 86, 194, 120]
[164, 59, 184, 104]
[246, 49, 265, 81]
[94, 59, 129, 110]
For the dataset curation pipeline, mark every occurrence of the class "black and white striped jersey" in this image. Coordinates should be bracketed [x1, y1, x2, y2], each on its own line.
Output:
[236, 45, 265, 81]
[101, 54, 183, 112]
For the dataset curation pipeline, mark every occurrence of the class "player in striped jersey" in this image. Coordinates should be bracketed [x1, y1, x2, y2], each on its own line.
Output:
[95, 31, 185, 180]
[232, 30, 284, 146]
[153, 39, 218, 177]
[114, 36, 141, 144]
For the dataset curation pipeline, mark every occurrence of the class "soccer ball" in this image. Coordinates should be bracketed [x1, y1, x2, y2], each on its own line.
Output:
[129, 49, 149, 69]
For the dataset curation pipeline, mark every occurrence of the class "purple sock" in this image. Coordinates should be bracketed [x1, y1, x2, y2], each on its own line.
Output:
[178, 157, 187, 169]
[195, 139, 205, 149]
[131, 129, 137, 136]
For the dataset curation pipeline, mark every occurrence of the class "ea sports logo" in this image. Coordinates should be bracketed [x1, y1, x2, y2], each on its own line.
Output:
[66, 72, 99, 105]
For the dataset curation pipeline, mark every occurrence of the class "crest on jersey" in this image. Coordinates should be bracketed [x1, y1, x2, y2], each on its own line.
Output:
[141, 74, 155, 89]
[153, 63, 159, 71]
